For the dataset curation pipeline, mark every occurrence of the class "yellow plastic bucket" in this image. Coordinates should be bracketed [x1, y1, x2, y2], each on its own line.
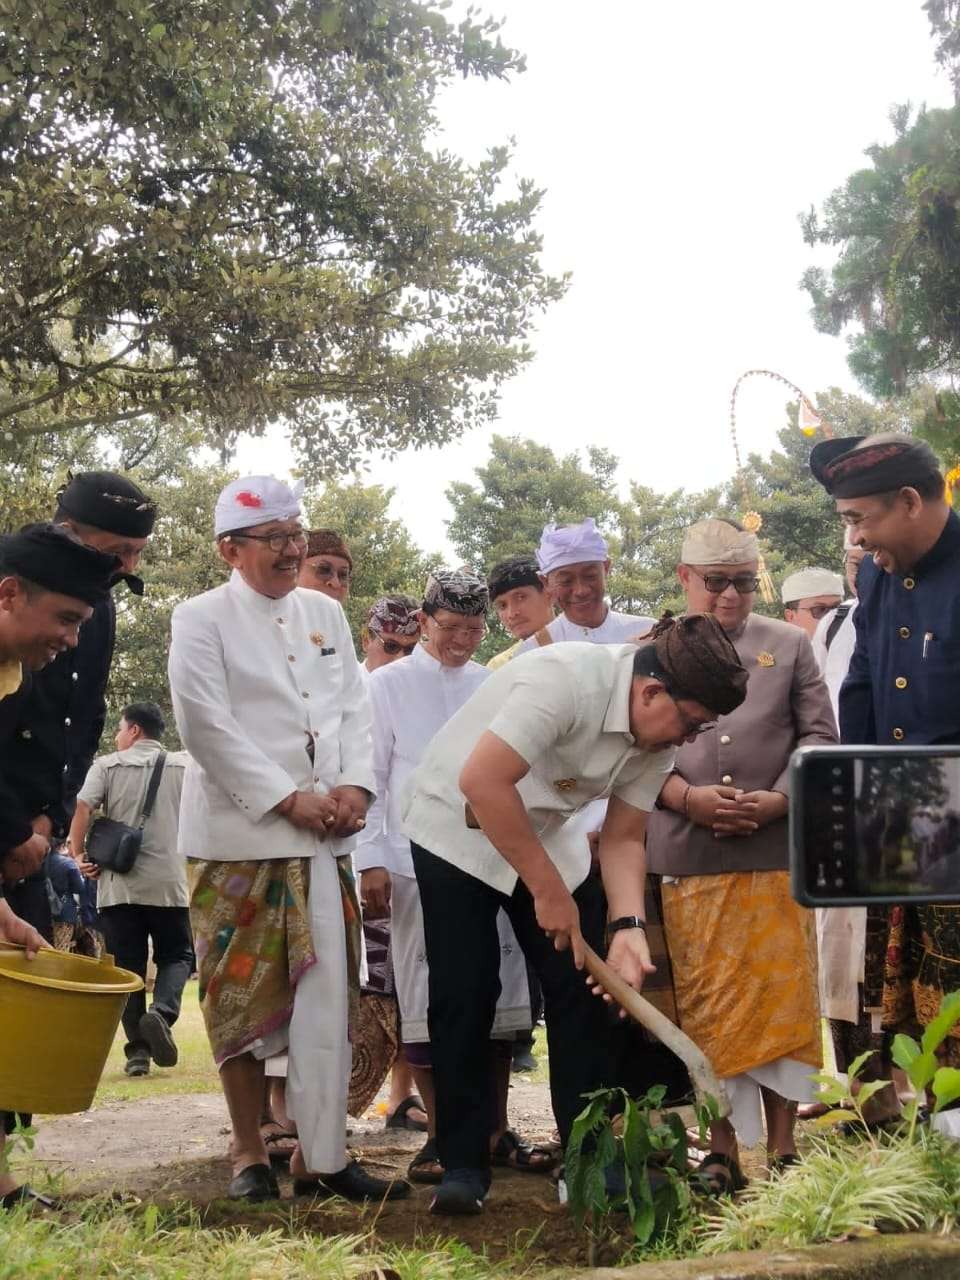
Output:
[0, 943, 143, 1114]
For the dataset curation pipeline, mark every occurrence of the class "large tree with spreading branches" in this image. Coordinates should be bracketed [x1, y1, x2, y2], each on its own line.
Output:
[0, 0, 565, 476]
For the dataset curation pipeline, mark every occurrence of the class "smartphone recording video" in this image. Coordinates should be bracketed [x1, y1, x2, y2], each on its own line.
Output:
[791, 745, 960, 907]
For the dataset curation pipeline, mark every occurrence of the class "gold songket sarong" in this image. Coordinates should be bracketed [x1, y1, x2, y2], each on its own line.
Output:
[661, 869, 821, 1079]
[192, 858, 317, 1065]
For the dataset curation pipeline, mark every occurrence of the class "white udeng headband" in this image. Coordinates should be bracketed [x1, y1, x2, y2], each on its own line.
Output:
[680, 519, 759, 565]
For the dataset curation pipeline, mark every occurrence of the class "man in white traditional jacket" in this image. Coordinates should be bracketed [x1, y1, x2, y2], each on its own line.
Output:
[515, 518, 654, 651]
[168, 476, 408, 1205]
[355, 568, 546, 1185]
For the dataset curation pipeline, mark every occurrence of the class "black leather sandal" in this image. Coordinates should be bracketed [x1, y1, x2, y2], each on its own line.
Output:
[0, 1185, 59, 1211]
[694, 1151, 747, 1196]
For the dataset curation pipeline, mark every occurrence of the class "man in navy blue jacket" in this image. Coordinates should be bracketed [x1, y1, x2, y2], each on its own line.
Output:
[811, 431, 960, 1085]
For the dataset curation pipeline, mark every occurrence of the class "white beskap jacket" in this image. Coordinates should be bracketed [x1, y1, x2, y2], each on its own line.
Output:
[169, 570, 374, 862]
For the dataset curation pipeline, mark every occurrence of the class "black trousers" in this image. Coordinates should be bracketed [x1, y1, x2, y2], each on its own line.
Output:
[100, 905, 194, 1058]
[4, 875, 53, 943]
[412, 843, 615, 1175]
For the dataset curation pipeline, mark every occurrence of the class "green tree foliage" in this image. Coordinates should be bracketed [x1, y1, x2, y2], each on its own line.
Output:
[0, 0, 565, 472]
[445, 434, 620, 569]
[610, 484, 724, 619]
[305, 479, 433, 646]
[800, 103, 960, 421]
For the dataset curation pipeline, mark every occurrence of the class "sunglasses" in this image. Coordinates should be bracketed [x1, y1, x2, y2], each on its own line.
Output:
[796, 603, 835, 621]
[378, 636, 416, 656]
[689, 568, 759, 595]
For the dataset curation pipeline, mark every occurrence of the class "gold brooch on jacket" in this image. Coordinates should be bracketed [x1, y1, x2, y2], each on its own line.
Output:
[555, 778, 577, 792]
[309, 632, 325, 647]
[756, 651, 775, 667]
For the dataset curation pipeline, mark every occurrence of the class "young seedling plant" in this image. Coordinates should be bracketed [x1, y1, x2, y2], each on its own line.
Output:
[565, 1084, 720, 1264]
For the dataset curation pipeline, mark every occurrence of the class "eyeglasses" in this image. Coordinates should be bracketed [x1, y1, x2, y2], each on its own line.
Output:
[227, 529, 307, 553]
[676, 706, 717, 737]
[797, 603, 836, 621]
[689, 569, 759, 595]
[430, 619, 487, 638]
[309, 561, 352, 585]
[377, 636, 417, 656]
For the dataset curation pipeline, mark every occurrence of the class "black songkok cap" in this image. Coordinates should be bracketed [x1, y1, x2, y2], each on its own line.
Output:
[57, 471, 157, 537]
[644, 612, 749, 717]
[0, 524, 122, 605]
[810, 435, 942, 499]
[487, 554, 543, 603]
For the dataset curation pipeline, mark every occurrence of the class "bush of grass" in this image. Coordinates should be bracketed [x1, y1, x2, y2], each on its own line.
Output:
[701, 1132, 960, 1254]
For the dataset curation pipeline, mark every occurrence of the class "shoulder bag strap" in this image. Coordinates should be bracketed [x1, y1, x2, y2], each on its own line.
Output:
[138, 751, 167, 829]
[824, 602, 852, 652]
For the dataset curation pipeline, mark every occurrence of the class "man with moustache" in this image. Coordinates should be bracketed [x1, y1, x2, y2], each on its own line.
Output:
[1, 473, 156, 940]
[355, 569, 540, 1185]
[647, 518, 836, 1191]
[169, 476, 407, 1204]
[403, 612, 748, 1214]
[811, 432, 960, 1097]
[0, 522, 122, 1209]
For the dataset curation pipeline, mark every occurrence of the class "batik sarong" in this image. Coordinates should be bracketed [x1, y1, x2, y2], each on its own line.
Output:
[661, 869, 821, 1078]
[191, 858, 316, 1065]
[883, 904, 960, 1067]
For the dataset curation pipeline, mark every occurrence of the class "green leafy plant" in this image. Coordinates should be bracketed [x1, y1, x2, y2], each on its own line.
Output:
[0, 1115, 36, 1176]
[891, 989, 960, 1140]
[565, 1084, 714, 1262]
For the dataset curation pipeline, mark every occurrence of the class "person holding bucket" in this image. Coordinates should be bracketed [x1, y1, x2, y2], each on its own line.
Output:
[0, 522, 121, 1210]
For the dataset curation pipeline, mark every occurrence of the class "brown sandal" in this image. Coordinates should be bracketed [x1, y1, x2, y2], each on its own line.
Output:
[407, 1137, 444, 1184]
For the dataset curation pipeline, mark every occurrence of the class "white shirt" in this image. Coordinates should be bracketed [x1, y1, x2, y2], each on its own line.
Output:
[169, 570, 374, 862]
[516, 607, 655, 652]
[811, 599, 858, 723]
[401, 643, 675, 895]
[355, 643, 489, 879]
[78, 740, 189, 908]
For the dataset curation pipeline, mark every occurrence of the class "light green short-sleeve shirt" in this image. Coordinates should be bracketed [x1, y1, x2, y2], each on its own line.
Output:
[78, 740, 190, 909]
[401, 643, 675, 894]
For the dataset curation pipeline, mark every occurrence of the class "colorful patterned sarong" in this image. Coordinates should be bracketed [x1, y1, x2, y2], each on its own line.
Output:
[191, 858, 317, 1065]
[661, 870, 821, 1079]
[191, 855, 363, 1069]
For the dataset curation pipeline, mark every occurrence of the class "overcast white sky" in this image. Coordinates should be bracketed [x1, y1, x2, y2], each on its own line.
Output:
[236, 1, 953, 558]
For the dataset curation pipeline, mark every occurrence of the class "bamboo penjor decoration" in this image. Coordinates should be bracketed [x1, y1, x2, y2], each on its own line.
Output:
[728, 370, 834, 604]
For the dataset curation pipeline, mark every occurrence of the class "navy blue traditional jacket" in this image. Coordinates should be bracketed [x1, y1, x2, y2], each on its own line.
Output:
[840, 509, 960, 746]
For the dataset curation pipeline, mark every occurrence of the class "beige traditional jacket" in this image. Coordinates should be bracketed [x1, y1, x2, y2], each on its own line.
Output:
[646, 612, 837, 877]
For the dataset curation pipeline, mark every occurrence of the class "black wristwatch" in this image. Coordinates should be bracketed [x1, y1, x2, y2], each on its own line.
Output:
[606, 915, 646, 936]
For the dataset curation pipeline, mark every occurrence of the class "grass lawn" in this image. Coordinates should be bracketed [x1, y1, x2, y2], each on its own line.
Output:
[93, 979, 220, 1105]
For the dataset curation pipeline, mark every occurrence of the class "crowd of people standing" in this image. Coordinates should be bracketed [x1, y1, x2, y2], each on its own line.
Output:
[0, 429, 958, 1216]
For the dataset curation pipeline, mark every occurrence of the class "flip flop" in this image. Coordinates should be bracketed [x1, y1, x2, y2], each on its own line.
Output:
[385, 1095, 428, 1133]
[0, 1185, 60, 1211]
[491, 1129, 557, 1174]
[408, 1137, 444, 1184]
[261, 1123, 298, 1162]
[693, 1151, 747, 1197]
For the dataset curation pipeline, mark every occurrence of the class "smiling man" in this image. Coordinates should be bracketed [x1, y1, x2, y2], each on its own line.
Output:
[811, 432, 960, 1095]
[515, 518, 654, 648]
[169, 475, 407, 1205]
[647, 517, 837, 1193]
[401, 612, 748, 1214]
[1, 473, 156, 943]
[0, 522, 120, 1210]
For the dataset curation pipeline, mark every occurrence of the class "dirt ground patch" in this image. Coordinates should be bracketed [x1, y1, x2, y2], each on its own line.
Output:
[30, 1079, 597, 1268]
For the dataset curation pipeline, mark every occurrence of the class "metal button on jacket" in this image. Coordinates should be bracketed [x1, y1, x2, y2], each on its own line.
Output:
[895, 676, 907, 690]
[721, 774, 733, 784]
[719, 734, 731, 745]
